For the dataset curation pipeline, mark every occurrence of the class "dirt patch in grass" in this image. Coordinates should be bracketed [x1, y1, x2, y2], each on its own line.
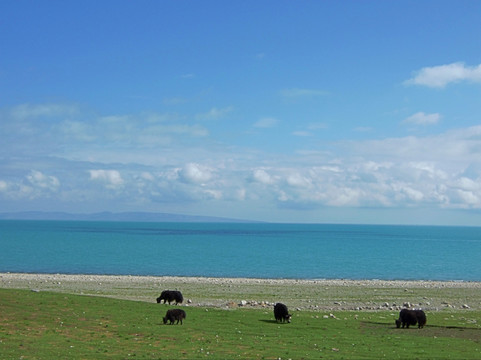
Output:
[361, 320, 481, 342]
[421, 325, 481, 342]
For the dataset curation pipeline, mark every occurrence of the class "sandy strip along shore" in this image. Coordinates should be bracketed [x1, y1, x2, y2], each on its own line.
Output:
[1, 273, 480, 311]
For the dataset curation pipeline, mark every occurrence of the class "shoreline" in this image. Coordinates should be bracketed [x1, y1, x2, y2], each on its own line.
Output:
[2, 272, 480, 311]
[2, 272, 481, 286]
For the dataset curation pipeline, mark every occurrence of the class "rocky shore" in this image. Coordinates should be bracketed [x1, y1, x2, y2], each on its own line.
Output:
[1, 273, 480, 311]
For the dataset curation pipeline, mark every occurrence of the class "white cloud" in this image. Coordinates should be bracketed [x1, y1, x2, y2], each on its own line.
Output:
[341, 125, 481, 165]
[0, 180, 8, 192]
[454, 177, 480, 192]
[286, 173, 311, 188]
[89, 170, 124, 188]
[10, 103, 77, 119]
[140, 172, 155, 181]
[195, 106, 233, 120]
[0, 171, 60, 200]
[252, 169, 275, 184]
[397, 185, 425, 202]
[0, 105, 213, 165]
[327, 187, 363, 207]
[179, 163, 213, 184]
[403, 112, 441, 125]
[253, 117, 279, 128]
[27, 170, 60, 191]
[455, 189, 480, 207]
[203, 189, 222, 200]
[405, 62, 481, 88]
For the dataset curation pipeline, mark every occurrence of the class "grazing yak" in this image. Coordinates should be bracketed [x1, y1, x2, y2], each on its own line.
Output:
[156, 290, 184, 305]
[156, 290, 171, 304]
[396, 309, 426, 329]
[413, 309, 427, 328]
[274, 303, 292, 323]
[163, 309, 186, 325]
[171, 290, 184, 304]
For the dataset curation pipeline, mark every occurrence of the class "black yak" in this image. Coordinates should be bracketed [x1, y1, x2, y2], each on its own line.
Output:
[172, 290, 184, 305]
[395, 309, 426, 329]
[156, 290, 171, 304]
[156, 290, 183, 305]
[413, 309, 427, 328]
[274, 303, 292, 323]
[163, 309, 186, 325]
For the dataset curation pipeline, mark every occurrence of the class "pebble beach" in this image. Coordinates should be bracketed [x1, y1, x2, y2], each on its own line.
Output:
[2, 272, 480, 312]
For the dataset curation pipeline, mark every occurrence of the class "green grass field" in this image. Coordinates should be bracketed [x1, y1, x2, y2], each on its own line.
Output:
[1, 289, 480, 359]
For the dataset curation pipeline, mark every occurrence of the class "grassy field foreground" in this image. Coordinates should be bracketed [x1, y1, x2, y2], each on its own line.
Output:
[1, 287, 480, 359]
[1, 273, 480, 359]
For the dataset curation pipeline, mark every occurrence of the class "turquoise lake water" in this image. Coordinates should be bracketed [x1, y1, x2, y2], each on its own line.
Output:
[1, 220, 480, 281]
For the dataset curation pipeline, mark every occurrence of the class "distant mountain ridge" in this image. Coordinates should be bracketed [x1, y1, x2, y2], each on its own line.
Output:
[0, 211, 256, 223]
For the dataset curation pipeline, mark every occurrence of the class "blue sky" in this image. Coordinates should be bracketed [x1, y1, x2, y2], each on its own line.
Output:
[1, 1, 481, 225]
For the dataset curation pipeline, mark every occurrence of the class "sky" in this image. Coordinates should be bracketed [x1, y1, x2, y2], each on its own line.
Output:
[1, 1, 481, 225]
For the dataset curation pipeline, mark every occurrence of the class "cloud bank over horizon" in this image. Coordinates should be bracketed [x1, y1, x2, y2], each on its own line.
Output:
[1, 98, 481, 224]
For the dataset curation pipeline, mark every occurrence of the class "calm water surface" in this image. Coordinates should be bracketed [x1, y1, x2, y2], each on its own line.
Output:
[1, 221, 480, 281]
